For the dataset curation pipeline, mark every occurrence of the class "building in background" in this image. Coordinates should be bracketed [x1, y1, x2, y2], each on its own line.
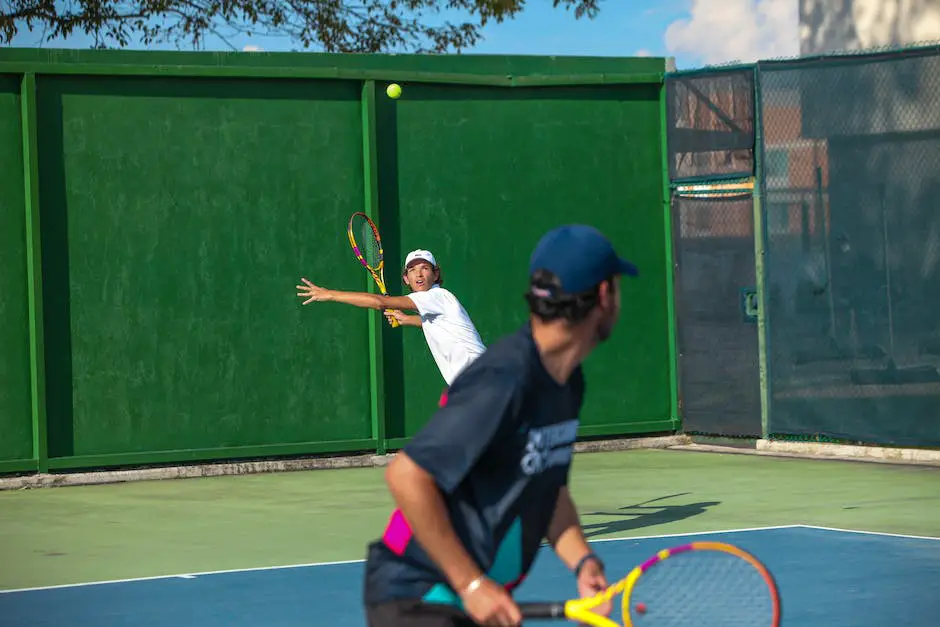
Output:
[668, 0, 940, 240]
[800, 0, 940, 56]
[752, 0, 940, 245]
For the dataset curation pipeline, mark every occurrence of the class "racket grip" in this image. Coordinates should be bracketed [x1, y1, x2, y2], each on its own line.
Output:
[518, 603, 566, 619]
[382, 309, 400, 328]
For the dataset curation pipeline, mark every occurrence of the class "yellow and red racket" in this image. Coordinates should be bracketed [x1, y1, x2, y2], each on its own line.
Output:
[347, 212, 399, 327]
[519, 541, 781, 626]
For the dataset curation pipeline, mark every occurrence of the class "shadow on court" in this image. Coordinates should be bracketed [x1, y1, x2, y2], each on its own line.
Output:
[581, 493, 721, 538]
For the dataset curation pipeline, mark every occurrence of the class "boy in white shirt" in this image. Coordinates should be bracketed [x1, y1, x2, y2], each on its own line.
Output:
[297, 249, 486, 388]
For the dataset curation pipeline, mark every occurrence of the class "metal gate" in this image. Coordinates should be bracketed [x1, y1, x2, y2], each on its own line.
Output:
[672, 187, 762, 436]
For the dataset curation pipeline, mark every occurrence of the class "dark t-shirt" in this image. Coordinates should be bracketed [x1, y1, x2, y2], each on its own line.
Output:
[363, 322, 585, 608]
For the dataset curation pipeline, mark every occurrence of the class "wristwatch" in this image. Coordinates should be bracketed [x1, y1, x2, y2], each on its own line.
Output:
[574, 552, 605, 578]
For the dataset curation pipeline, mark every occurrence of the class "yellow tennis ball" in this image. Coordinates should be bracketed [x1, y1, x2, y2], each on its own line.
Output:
[386, 83, 402, 99]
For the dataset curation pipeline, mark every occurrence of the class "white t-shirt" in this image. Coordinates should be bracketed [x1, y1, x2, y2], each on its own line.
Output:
[407, 285, 486, 386]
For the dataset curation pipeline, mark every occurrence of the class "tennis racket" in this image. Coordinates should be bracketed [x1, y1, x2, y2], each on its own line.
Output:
[347, 211, 399, 328]
[519, 541, 781, 626]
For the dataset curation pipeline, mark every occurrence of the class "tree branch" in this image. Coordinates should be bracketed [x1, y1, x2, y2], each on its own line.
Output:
[2, 0, 601, 52]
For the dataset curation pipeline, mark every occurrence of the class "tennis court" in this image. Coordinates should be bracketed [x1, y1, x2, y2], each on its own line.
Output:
[2, 448, 938, 626]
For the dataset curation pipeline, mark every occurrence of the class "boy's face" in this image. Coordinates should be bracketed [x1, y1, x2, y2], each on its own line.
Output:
[404, 261, 438, 292]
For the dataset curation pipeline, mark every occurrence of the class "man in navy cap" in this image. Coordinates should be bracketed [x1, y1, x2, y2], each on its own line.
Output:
[362, 225, 638, 627]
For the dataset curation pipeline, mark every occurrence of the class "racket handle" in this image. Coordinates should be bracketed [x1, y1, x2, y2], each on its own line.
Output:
[518, 602, 567, 619]
[383, 309, 400, 328]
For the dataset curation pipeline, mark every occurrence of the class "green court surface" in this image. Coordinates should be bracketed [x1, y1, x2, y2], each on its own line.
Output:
[1, 448, 938, 591]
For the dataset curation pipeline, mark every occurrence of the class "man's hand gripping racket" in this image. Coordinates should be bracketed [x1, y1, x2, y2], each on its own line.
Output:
[518, 541, 781, 626]
[347, 211, 399, 328]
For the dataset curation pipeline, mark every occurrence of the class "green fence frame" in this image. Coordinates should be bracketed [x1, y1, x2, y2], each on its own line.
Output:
[660, 76, 681, 429]
[23, 72, 48, 472]
[751, 65, 772, 440]
[0, 50, 675, 475]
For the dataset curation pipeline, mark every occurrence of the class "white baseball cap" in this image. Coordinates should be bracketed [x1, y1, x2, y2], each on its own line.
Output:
[404, 249, 437, 269]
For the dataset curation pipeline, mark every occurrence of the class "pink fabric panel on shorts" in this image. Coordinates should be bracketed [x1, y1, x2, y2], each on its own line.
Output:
[382, 509, 413, 556]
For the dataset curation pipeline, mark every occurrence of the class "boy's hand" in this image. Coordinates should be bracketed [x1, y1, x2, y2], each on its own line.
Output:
[384, 309, 409, 326]
[296, 278, 330, 304]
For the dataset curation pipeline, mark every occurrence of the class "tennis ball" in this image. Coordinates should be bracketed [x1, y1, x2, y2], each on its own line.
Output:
[386, 83, 402, 99]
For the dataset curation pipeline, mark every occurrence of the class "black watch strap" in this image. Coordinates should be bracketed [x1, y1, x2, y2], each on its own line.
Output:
[574, 552, 605, 578]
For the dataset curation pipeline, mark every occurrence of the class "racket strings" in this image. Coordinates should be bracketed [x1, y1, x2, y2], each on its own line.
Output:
[351, 215, 383, 269]
[627, 550, 774, 625]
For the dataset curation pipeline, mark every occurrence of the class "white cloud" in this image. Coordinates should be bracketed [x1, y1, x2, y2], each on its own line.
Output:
[242, 45, 263, 52]
[664, 0, 798, 65]
[635, 49, 653, 56]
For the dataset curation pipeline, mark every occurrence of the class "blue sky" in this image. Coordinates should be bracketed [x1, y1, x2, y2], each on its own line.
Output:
[7, 0, 799, 70]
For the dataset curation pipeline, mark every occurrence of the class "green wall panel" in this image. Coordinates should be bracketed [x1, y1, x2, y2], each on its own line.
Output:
[378, 83, 670, 438]
[0, 75, 33, 462]
[36, 76, 372, 457]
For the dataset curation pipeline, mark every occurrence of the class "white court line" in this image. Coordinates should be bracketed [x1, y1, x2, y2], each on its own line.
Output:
[0, 558, 366, 595]
[587, 524, 802, 545]
[0, 524, 799, 595]
[796, 524, 940, 542]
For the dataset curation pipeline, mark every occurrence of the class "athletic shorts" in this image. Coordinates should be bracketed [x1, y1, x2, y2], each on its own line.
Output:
[369, 388, 462, 627]
[366, 600, 478, 627]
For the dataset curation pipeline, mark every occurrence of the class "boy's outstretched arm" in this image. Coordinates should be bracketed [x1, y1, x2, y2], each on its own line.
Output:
[297, 277, 416, 311]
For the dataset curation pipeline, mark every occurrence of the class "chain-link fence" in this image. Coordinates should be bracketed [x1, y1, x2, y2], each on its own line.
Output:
[667, 45, 940, 446]
[672, 188, 762, 436]
[666, 67, 760, 438]
[666, 69, 755, 182]
[759, 50, 940, 447]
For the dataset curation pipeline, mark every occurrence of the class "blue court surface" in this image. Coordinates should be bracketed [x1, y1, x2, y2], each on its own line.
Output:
[2, 525, 938, 626]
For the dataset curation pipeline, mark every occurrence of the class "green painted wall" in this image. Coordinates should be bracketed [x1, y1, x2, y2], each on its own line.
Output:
[377, 83, 671, 438]
[0, 75, 33, 463]
[36, 76, 373, 457]
[0, 50, 672, 470]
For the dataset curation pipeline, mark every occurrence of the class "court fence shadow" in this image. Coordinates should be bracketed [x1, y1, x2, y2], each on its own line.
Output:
[581, 493, 721, 538]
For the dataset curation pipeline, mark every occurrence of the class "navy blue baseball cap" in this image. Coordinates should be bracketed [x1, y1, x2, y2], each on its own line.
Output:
[528, 225, 638, 295]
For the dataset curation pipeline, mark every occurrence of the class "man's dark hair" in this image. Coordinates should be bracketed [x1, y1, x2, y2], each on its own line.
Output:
[524, 269, 615, 323]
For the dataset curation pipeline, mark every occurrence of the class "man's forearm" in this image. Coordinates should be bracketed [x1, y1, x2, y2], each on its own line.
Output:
[402, 314, 423, 327]
[546, 487, 593, 571]
[387, 456, 483, 591]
